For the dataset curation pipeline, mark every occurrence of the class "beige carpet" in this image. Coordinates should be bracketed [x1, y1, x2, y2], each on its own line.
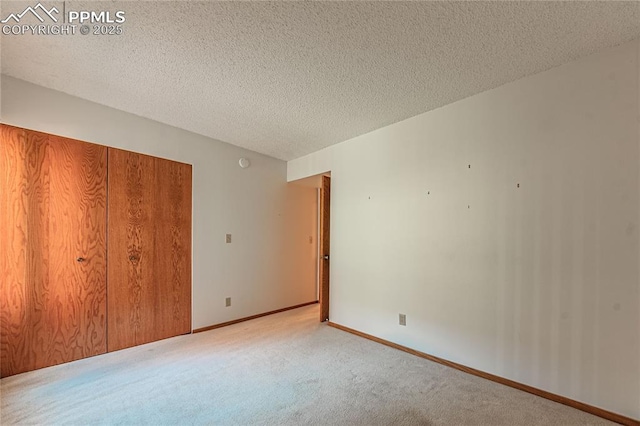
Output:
[1, 305, 613, 425]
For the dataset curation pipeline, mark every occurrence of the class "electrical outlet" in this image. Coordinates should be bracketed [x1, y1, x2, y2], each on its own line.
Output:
[225, 297, 231, 307]
[399, 314, 406, 326]
[226, 234, 232, 243]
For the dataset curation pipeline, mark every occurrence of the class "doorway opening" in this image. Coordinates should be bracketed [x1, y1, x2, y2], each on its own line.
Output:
[318, 175, 330, 322]
[289, 172, 331, 322]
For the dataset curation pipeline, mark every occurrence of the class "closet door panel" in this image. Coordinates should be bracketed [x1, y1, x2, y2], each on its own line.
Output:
[47, 134, 108, 363]
[0, 125, 47, 377]
[106, 149, 156, 351]
[0, 125, 107, 377]
[152, 156, 192, 341]
[107, 149, 191, 352]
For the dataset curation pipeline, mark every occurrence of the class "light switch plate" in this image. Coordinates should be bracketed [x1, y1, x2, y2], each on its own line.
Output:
[225, 297, 231, 307]
[399, 314, 406, 326]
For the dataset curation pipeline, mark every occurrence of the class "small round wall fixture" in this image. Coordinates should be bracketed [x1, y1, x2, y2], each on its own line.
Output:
[239, 158, 251, 169]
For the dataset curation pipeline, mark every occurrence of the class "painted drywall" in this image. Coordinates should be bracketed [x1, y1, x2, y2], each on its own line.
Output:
[0, 75, 317, 330]
[288, 40, 640, 419]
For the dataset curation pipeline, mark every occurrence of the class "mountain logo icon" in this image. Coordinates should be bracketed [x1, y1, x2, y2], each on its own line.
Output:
[1, 2, 59, 24]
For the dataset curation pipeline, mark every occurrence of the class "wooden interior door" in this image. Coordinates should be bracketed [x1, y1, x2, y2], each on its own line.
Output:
[319, 175, 331, 322]
[0, 125, 108, 377]
[107, 148, 192, 352]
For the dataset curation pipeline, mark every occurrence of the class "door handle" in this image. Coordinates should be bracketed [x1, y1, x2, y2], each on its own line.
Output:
[129, 255, 139, 262]
[76, 257, 86, 262]
[323, 255, 329, 260]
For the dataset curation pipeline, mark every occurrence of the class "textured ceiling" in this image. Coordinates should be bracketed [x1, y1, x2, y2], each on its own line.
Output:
[2, 1, 640, 160]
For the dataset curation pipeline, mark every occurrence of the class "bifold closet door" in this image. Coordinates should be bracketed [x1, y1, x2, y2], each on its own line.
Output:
[107, 148, 192, 352]
[0, 125, 108, 377]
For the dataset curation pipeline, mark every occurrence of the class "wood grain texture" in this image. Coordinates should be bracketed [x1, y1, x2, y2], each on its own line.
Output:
[193, 301, 318, 333]
[319, 175, 331, 322]
[107, 148, 192, 352]
[1, 124, 108, 377]
[327, 321, 640, 426]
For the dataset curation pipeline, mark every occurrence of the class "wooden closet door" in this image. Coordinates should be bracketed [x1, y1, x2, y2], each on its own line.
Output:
[107, 148, 192, 352]
[0, 125, 108, 377]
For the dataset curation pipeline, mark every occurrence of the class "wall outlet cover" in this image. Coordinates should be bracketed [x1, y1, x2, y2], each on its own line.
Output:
[399, 314, 406, 326]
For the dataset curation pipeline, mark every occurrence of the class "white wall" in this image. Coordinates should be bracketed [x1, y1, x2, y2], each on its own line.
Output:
[288, 40, 640, 419]
[0, 75, 318, 330]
